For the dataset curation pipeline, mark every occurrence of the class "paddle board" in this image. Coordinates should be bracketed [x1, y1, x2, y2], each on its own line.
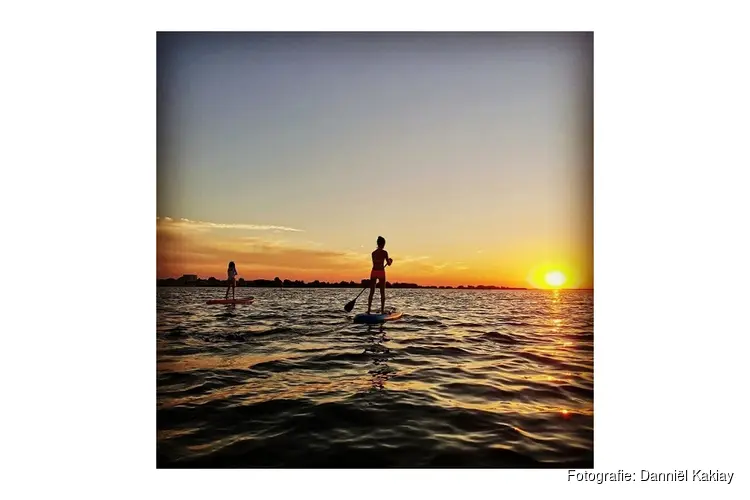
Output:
[206, 297, 254, 305]
[353, 310, 403, 324]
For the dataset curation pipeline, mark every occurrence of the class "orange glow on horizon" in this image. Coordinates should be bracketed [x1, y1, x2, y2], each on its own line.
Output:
[157, 219, 593, 289]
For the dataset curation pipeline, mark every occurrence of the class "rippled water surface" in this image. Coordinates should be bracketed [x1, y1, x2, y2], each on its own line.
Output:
[157, 288, 593, 467]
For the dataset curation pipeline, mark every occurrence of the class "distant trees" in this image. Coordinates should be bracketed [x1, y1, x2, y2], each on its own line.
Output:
[156, 277, 526, 289]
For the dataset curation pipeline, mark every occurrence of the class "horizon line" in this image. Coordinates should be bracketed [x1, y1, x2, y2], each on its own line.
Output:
[156, 275, 593, 290]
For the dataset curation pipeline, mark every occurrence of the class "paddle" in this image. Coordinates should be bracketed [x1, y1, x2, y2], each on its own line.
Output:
[344, 286, 368, 312]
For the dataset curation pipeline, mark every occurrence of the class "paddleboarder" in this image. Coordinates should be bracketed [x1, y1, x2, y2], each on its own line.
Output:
[368, 236, 393, 314]
[225, 261, 238, 300]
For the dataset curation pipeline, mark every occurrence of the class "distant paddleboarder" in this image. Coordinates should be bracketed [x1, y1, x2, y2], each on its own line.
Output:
[368, 236, 393, 314]
[225, 261, 238, 300]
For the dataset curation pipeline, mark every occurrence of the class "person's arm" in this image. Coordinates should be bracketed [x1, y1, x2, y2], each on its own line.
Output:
[385, 251, 393, 266]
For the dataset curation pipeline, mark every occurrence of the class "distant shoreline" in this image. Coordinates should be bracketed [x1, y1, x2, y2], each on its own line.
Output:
[156, 276, 592, 291]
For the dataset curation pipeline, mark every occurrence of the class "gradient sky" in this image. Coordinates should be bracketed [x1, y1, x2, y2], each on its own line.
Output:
[157, 32, 593, 288]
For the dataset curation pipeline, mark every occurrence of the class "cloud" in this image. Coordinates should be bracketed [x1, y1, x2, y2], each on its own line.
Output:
[392, 258, 454, 275]
[157, 217, 303, 232]
[396, 255, 432, 265]
[157, 222, 363, 279]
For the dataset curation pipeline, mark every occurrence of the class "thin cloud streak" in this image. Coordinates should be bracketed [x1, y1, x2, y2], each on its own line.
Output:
[157, 217, 303, 232]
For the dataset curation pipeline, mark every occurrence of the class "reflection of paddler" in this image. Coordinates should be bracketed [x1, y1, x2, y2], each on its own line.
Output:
[368, 236, 394, 314]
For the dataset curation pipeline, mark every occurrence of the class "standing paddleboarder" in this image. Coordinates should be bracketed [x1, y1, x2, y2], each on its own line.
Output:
[367, 236, 393, 314]
[225, 261, 238, 300]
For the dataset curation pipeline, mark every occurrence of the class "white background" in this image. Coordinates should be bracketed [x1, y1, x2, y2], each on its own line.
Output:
[1, 1, 748, 499]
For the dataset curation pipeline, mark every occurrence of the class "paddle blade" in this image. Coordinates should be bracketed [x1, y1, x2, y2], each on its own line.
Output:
[344, 300, 356, 312]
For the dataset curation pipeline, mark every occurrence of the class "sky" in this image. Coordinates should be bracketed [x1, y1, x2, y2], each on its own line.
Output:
[157, 32, 593, 288]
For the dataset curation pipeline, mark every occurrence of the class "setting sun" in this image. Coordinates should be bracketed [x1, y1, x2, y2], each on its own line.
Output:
[545, 271, 567, 288]
[527, 263, 582, 289]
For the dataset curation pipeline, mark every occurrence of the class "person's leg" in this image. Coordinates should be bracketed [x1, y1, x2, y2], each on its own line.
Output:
[367, 277, 375, 314]
[225, 282, 230, 299]
[232, 280, 235, 299]
[379, 278, 386, 313]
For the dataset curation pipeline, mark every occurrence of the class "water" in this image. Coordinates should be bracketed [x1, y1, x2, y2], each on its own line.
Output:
[157, 287, 593, 468]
